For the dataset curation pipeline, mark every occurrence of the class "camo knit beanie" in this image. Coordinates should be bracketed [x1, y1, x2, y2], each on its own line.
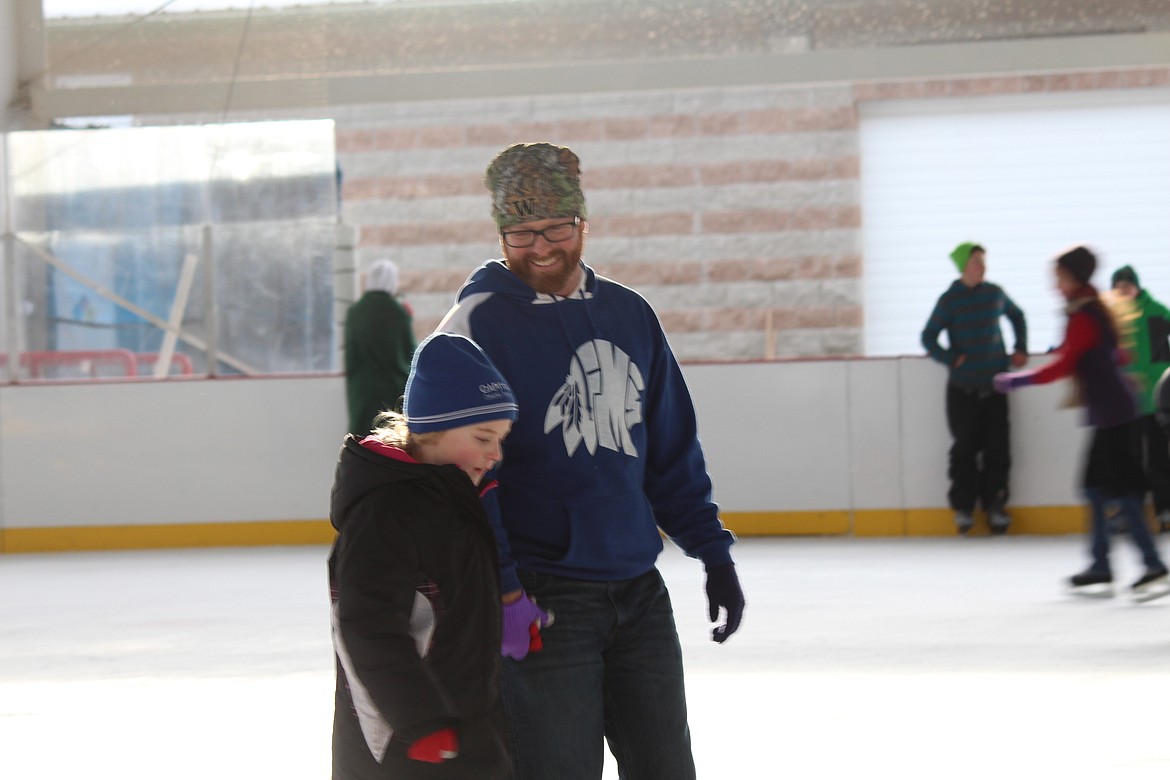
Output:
[485, 142, 587, 230]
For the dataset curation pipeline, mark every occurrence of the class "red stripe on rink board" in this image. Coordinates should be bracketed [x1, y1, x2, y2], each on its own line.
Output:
[852, 67, 1170, 101]
[594, 212, 696, 237]
[584, 166, 699, 188]
[704, 206, 861, 233]
[699, 157, 860, 184]
[358, 206, 858, 247]
[359, 221, 492, 246]
[336, 69, 1170, 155]
[343, 173, 482, 200]
[341, 157, 859, 202]
[335, 104, 862, 153]
[591, 256, 861, 287]
[591, 261, 704, 286]
[399, 268, 487, 294]
[739, 106, 859, 133]
[704, 256, 862, 282]
[656, 305, 864, 333]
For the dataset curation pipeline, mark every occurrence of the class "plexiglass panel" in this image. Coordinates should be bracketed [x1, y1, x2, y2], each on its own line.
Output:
[5, 120, 337, 379]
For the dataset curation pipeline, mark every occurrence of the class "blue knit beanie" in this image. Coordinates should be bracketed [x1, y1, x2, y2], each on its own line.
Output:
[404, 333, 518, 433]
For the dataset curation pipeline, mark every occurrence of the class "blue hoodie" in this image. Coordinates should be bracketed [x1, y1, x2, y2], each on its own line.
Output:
[439, 259, 734, 592]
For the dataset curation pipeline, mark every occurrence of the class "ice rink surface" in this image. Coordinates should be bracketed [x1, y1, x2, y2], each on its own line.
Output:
[2, 535, 1169, 779]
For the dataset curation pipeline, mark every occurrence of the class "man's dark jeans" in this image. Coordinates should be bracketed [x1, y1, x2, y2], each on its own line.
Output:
[501, 567, 696, 780]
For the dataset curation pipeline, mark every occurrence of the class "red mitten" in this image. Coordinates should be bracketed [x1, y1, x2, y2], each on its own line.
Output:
[528, 620, 543, 653]
[407, 728, 459, 763]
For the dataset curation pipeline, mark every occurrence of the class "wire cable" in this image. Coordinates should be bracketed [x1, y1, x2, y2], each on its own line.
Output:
[220, 1, 258, 121]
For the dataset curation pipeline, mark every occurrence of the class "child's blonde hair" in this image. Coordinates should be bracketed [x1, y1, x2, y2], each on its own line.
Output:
[366, 410, 443, 457]
[1101, 287, 1139, 357]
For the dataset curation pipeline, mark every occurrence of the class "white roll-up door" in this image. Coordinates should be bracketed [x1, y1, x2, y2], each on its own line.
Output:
[860, 89, 1170, 357]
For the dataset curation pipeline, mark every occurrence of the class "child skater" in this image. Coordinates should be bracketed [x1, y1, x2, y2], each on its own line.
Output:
[328, 332, 528, 779]
[994, 246, 1169, 601]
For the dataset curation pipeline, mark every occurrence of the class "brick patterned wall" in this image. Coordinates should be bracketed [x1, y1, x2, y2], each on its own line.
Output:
[337, 84, 863, 361]
[334, 66, 1168, 362]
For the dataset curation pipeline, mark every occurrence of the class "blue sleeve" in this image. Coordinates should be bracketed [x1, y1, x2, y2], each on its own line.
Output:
[448, 298, 525, 592]
[921, 295, 953, 365]
[641, 314, 735, 568]
[1002, 292, 1028, 354]
[478, 478, 522, 594]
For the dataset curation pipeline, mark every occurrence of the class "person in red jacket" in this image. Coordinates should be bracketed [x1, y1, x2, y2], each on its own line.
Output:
[994, 246, 1169, 602]
[329, 333, 543, 779]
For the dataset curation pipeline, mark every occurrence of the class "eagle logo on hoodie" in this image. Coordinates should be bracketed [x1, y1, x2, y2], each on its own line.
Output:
[544, 339, 644, 457]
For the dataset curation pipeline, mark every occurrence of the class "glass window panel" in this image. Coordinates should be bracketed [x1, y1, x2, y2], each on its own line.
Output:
[6, 120, 338, 380]
[211, 220, 336, 375]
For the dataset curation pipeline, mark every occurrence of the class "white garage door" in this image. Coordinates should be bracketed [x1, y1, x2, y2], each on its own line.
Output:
[860, 89, 1170, 357]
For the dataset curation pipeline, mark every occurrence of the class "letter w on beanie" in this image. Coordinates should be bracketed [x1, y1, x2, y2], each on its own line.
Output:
[484, 142, 587, 230]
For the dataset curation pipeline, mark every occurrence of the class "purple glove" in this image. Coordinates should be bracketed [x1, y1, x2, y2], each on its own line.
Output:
[704, 563, 745, 644]
[501, 593, 552, 660]
[992, 371, 1032, 394]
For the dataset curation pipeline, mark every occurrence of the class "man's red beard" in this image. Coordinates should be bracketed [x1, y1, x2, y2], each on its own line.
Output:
[507, 243, 584, 297]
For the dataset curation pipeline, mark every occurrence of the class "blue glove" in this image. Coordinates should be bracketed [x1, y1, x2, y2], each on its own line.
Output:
[501, 593, 553, 660]
[993, 371, 1032, 394]
[704, 563, 744, 643]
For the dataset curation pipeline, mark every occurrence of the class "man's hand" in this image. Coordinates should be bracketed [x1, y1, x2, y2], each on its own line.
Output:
[704, 563, 745, 643]
[1009, 351, 1028, 369]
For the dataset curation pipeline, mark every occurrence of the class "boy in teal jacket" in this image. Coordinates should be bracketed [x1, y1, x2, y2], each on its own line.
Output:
[922, 242, 1028, 535]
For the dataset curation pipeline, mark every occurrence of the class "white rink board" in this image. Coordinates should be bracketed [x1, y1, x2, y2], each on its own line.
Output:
[0, 357, 1091, 532]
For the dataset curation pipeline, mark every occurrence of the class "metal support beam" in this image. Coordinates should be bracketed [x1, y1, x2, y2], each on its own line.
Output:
[26, 31, 1170, 122]
[11, 0, 49, 130]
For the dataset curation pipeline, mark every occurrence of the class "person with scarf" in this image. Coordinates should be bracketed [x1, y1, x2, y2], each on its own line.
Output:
[1110, 264, 1170, 532]
[994, 246, 1169, 601]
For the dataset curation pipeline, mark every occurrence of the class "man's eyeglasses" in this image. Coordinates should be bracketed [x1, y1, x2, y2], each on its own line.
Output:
[500, 217, 581, 249]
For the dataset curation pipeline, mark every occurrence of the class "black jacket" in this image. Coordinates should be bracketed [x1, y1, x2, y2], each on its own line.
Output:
[329, 436, 509, 779]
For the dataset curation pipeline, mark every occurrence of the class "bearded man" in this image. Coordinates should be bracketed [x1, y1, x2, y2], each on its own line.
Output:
[437, 142, 745, 780]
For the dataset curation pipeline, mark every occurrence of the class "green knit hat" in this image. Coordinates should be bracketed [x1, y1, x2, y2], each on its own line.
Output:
[1111, 265, 1139, 290]
[950, 242, 981, 273]
[485, 142, 588, 230]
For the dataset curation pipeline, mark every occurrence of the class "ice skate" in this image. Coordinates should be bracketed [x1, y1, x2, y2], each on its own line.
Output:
[988, 510, 1011, 536]
[954, 511, 974, 536]
[1130, 568, 1170, 603]
[1066, 569, 1114, 598]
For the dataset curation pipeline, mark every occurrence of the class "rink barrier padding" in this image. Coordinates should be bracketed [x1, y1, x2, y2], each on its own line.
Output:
[721, 506, 1085, 538]
[0, 519, 337, 554]
[0, 507, 1094, 553]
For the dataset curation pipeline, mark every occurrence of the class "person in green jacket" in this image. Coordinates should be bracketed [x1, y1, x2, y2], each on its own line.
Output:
[1111, 265, 1170, 532]
[344, 259, 417, 437]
